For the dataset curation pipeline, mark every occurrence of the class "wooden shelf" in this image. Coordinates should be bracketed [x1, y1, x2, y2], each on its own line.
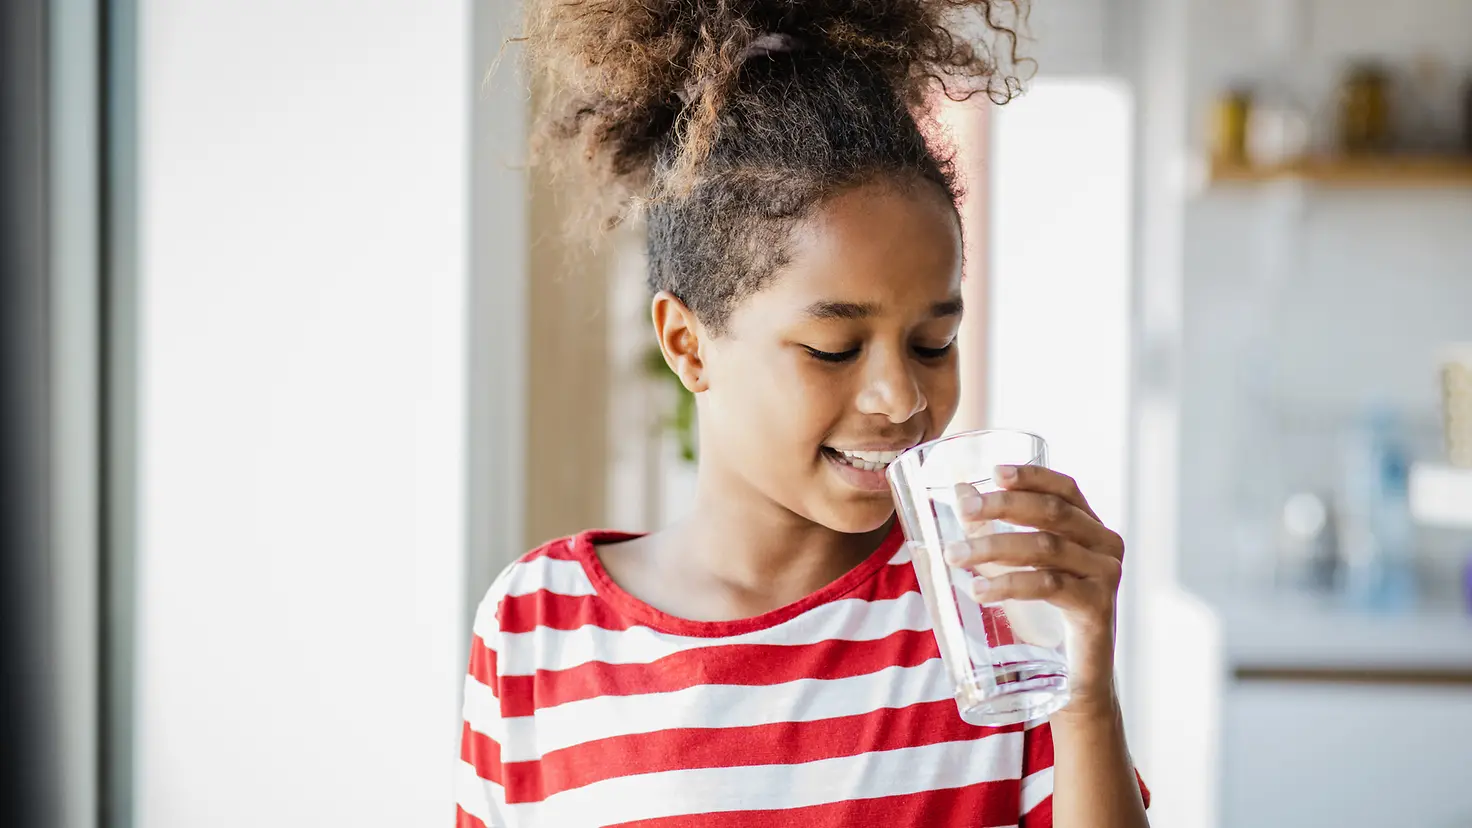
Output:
[1210, 155, 1472, 188]
[1409, 463, 1472, 529]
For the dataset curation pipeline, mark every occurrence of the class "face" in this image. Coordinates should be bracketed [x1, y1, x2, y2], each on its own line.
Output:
[656, 179, 964, 534]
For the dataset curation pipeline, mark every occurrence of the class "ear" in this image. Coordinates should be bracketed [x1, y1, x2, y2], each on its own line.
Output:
[651, 291, 710, 393]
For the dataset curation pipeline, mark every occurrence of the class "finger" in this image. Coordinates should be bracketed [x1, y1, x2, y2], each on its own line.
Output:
[994, 464, 1097, 520]
[970, 568, 1095, 609]
[961, 488, 1119, 552]
[944, 532, 1116, 581]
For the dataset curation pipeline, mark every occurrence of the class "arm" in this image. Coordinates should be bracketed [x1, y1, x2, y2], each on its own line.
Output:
[949, 464, 1149, 828]
[1049, 691, 1148, 828]
[456, 592, 510, 828]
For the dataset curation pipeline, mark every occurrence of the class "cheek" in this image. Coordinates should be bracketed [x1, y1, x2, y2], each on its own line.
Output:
[752, 359, 849, 447]
[923, 361, 961, 430]
[709, 352, 847, 453]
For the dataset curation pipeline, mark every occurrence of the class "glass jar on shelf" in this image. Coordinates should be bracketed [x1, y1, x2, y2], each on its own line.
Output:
[1462, 72, 1472, 153]
[1338, 61, 1392, 155]
[1247, 75, 1311, 167]
[1211, 86, 1253, 167]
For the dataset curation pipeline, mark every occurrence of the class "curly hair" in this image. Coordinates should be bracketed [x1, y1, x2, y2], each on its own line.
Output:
[521, 0, 1030, 331]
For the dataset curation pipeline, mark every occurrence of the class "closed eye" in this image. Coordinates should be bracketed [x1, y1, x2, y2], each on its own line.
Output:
[913, 342, 955, 360]
[804, 346, 861, 364]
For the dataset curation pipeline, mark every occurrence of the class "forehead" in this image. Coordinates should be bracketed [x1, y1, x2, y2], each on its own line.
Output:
[737, 180, 964, 323]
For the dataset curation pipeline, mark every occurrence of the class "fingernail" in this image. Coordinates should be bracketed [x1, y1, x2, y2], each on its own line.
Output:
[996, 464, 1018, 483]
[944, 541, 968, 567]
[970, 576, 992, 601]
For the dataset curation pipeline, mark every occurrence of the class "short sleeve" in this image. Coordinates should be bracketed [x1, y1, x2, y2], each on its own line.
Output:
[456, 590, 510, 828]
[1019, 719, 1151, 827]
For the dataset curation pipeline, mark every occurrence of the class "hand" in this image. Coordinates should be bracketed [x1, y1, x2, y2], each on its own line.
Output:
[943, 464, 1125, 714]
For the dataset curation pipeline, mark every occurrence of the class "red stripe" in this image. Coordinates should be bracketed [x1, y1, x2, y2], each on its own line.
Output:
[497, 627, 942, 717]
[454, 805, 488, 828]
[519, 530, 642, 563]
[518, 537, 581, 563]
[497, 590, 639, 634]
[495, 558, 919, 637]
[984, 604, 1018, 647]
[467, 635, 497, 692]
[1023, 721, 1055, 775]
[461, 721, 503, 786]
[604, 778, 1021, 828]
[500, 699, 1020, 804]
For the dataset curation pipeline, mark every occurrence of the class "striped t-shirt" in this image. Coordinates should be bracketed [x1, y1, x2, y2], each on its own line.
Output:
[455, 525, 1137, 827]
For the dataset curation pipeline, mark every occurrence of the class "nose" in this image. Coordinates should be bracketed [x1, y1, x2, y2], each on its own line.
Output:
[855, 348, 928, 424]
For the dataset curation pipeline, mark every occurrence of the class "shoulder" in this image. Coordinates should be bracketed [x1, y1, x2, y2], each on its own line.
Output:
[469, 530, 639, 641]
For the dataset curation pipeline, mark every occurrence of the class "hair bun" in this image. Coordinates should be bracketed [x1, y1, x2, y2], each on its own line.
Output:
[677, 32, 806, 105]
[522, 0, 1028, 223]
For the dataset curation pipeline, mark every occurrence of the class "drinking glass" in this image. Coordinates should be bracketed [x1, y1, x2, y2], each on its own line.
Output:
[887, 429, 1071, 726]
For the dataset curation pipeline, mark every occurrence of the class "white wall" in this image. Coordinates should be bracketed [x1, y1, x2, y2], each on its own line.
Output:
[989, 80, 1134, 537]
[1124, 2, 1472, 824]
[1177, 0, 1472, 593]
[988, 72, 1151, 752]
[1021, 0, 1111, 76]
[1180, 190, 1472, 591]
[132, 2, 484, 825]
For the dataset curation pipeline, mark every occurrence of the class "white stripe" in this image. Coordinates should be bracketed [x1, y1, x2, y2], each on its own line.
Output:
[455, 759, 507, 827]
[504, 732, 1023, 825]
[470, 559, 599, 644]
[503, 556, 597, 598]
[465, 659, 953, 763]
[470, 616, 500, 652]
[463, 675, 506, 745]
[469, 563, 519, 645]
[1021, 766, 1054, 814]
[496, 590, 932, 676]
[471, 554, 598, 638]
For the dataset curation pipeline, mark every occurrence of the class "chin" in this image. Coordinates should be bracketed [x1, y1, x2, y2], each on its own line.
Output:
[814, 495, 896, 536]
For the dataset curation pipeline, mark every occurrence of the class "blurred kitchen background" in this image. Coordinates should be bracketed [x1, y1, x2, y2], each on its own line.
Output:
[4, 0, 1472, 826]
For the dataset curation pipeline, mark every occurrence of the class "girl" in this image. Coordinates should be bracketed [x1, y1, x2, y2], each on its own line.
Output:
[457, 2, 1150, 825]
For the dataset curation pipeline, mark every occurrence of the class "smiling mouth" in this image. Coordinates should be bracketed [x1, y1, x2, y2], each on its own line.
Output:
[821, 446, 909, 473]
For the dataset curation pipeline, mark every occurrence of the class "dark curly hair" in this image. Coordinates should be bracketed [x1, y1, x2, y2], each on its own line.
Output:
[521, 0, 1030, 332]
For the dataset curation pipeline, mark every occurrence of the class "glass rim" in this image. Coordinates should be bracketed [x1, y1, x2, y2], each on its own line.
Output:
[888, 427, 1047, 477]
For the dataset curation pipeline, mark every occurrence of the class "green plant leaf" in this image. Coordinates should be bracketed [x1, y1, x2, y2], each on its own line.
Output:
[642, 344, 697, 463]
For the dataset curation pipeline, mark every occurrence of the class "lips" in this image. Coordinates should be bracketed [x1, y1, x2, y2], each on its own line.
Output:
[820, 436, 923, 477]
[827, 448, 906, 473]
[820, 446, 901, 492]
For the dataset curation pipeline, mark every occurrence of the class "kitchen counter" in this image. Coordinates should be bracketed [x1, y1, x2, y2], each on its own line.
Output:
[1142, 588, 1472, 827]
[1200, 590, 1472, 673]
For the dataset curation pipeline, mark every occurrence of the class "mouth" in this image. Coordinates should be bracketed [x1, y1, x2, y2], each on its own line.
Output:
[819, 441, 921, 493]
[820, 446, 909, 473]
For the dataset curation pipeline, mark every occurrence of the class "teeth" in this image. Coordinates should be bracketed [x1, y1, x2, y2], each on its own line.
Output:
[832, 448, 904, 473]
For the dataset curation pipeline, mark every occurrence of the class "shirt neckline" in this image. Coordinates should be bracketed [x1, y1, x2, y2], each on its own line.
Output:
[569, 521, 905, 638]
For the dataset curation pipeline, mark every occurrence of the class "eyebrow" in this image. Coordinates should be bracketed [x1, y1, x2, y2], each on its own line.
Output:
[802, 297, 965, 320]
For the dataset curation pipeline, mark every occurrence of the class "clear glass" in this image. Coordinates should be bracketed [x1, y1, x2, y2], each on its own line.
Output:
[887, 429, 1071, 726]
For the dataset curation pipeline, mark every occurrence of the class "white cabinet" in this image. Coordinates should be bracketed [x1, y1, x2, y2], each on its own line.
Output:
[1141, 593, 1472, 828]
[1222, 681, 1472, 828]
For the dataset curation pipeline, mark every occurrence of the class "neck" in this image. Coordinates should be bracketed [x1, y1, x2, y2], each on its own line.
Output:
[659, 459, 891, 606]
